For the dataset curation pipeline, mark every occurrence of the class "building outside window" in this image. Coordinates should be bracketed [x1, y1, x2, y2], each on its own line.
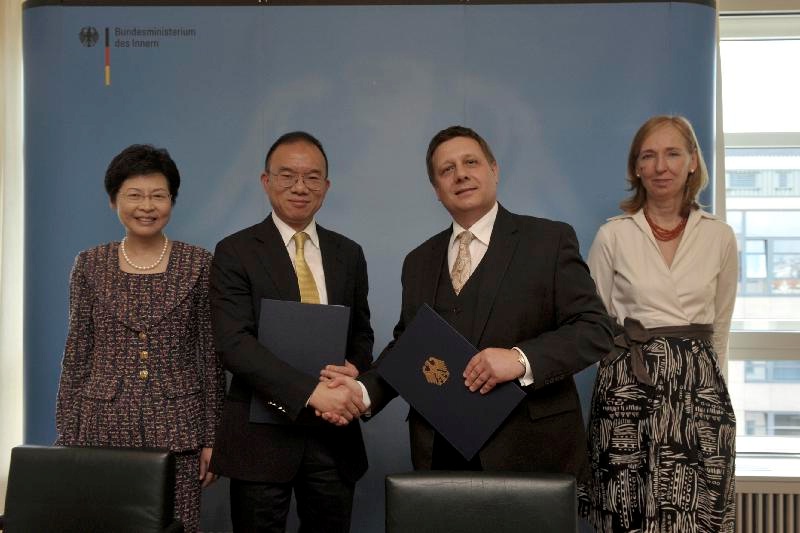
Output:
[745, 411, 800, 436]
[719, 15, 800, 449]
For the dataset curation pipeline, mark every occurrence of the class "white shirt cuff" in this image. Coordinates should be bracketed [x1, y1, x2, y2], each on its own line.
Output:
[357, 381, 372, 413]
[512, 346, 534, 387]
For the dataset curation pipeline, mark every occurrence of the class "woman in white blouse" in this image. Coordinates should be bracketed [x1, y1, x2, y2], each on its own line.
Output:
[582, 115, 737, 533]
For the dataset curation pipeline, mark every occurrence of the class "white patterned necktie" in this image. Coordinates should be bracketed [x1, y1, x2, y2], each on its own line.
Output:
[293, 232, 320, 304]
[451, 230, 474, 295]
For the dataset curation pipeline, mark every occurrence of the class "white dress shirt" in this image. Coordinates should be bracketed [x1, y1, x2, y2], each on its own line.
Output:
[271, 213, 328, 304]
[448, 202, 498, 275]
[587, 208, 738, 370]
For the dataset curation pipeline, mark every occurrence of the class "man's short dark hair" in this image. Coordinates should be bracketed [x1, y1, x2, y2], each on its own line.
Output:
[264, 131, 329, 176]
[104, 144, 180, 204]
[426, 125, 496, 183]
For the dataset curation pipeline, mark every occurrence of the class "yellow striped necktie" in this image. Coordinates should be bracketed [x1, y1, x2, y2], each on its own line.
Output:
[293, 232, 320, 304]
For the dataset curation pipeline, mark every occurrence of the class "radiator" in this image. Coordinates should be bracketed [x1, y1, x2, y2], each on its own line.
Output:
[736, 492, 800, 533]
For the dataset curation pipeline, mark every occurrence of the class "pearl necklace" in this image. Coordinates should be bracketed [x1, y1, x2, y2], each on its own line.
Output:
[121, 235, 169, 270]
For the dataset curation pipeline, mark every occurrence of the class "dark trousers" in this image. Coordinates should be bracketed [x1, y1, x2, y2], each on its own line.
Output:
[431, 433, 482, 471]
[229, 435, 355, 533]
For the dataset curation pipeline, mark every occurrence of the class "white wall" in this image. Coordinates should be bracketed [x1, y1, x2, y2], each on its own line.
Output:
[0, 0, 24, 513]
[720, 0, 800, 12]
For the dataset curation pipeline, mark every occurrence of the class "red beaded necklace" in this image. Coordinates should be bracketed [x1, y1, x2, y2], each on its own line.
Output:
[643, 209, 687, 241]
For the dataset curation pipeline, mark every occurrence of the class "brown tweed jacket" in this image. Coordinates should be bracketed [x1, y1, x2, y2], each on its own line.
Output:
[55, 241, 225, 452]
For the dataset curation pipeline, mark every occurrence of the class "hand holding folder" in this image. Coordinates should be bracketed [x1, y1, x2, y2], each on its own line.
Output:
[376, 304, 526, 460]
[249, 299, 353, 424]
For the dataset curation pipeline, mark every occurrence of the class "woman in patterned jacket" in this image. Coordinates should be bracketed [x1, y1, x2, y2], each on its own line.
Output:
[55, 144, 225, 533]
[582, 115, 737, 532]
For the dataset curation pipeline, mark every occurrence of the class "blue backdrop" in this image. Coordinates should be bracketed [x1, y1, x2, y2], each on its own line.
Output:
[23, 1, 716, 531]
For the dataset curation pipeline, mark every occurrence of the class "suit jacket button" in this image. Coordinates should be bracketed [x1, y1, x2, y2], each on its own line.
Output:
[138, 332, 147, 341]
[139, 369, 149, 380]
[140, 350, 148, 360]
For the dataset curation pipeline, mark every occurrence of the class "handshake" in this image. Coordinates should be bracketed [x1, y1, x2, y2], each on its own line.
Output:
[308, 361, 365, 427]
[306, 347, 526, 427]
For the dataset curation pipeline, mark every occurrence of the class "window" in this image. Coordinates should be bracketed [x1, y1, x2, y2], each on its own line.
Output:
[744, 411, 800, 436]
[728, 170, 757, 189]
[745, 361, 800, 382]
[719, 14, 800, 449]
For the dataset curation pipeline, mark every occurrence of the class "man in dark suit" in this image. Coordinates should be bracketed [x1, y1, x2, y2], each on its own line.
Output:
[209, 131, 373, 532]
[325, 125, 612, 477]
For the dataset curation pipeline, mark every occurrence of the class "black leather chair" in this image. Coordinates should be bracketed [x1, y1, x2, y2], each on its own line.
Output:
[0, 445, 183, 532]
[386, 471, 577, 533]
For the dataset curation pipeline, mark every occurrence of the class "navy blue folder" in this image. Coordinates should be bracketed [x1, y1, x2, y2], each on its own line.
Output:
[249, 299, 350, 424]
[377, 303, 526, 460]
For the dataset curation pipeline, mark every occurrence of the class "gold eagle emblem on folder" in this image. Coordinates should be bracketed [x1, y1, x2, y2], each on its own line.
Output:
[422, 357, 449, 386]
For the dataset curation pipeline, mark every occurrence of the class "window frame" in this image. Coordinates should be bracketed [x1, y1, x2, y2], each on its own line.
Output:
[744, 360, 800, 382]
[717, 13, 800, 357]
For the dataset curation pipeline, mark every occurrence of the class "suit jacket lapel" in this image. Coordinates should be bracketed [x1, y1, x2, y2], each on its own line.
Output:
[147, 242, 199, 326]
[252, 215, 300, 301]
[421, 229, 450, 306]
[106, 241, 202, 331]
[105, 242, 145, 332]
[318, 225, 345, 305]
[471, 205, 519, 346]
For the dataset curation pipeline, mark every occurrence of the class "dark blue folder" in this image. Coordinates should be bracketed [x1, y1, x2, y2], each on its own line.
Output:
[377, 304, 526, 460]
[249, 299, 350, 424]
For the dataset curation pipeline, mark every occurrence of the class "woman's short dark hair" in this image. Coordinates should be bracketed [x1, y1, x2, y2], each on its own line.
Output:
[104, 144, 181, 204]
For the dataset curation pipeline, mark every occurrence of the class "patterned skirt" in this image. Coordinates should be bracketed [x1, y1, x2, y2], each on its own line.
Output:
[581, 333, 736, 532]
[174, 450, 202, 533]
